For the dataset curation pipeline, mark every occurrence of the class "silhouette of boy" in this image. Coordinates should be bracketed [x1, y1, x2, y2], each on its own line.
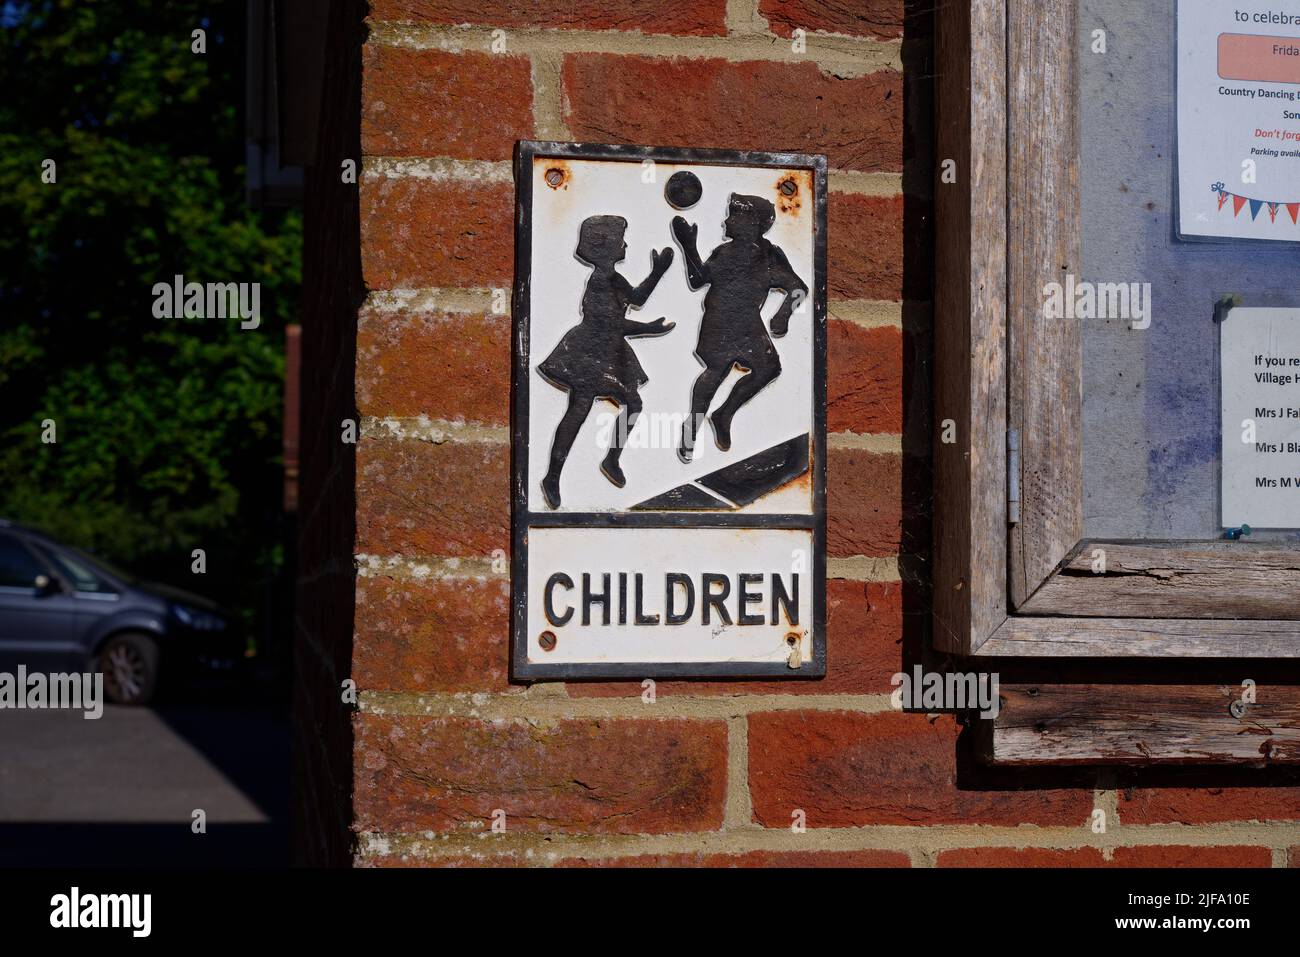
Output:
[671, 193, 808, 463]
[537, 215, 674, 509]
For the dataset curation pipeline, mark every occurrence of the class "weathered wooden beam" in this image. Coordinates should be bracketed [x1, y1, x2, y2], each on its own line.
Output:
[1020, 541, 1300, 620]
[932, 0, 1008, 654]
[984, 683, 1300, 764]
[977, 616, 1300, 657]
[1006, 0, 1083, 608]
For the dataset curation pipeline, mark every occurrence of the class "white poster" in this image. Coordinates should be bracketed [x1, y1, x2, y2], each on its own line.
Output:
[1221, 307, 1300, 528]
[1177, 0, 1300, 241]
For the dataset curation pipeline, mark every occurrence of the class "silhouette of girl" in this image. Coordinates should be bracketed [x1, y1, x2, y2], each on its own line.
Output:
[538, 215, 674, 509]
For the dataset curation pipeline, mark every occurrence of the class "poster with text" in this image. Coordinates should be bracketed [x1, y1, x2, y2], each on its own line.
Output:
[1178, 0, 1300, 242]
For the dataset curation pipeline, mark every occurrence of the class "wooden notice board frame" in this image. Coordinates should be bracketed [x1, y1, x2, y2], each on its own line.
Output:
[934, 0, 1300, 763]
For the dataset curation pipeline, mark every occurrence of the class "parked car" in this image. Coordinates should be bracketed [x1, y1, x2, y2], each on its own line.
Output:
[0, 520, 246, 704]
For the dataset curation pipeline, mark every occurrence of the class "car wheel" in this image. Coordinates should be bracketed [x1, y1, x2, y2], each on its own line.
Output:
[98, 633, 159, 705]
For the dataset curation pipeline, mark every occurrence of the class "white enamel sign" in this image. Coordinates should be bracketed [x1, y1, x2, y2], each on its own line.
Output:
[1221, 307, 1300, 529]
[511, 142, 827, 679]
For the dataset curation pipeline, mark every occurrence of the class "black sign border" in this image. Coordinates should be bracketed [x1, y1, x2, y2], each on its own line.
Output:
[511, 140, 828, 681]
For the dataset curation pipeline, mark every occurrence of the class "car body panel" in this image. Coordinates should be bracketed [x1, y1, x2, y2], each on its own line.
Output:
[0, 522, 242, 684]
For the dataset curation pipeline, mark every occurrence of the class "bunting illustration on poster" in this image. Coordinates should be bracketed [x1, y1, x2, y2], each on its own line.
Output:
[1210, 182, 1300, 227]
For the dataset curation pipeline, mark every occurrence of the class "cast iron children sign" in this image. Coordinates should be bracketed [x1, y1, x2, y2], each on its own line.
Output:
[511, 141, 827, 679]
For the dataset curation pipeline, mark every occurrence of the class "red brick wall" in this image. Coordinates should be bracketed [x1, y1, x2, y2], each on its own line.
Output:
[323, 0, 1300, 868]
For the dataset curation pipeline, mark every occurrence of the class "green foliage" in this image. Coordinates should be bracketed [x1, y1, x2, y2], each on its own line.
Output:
[0, 0, 301, 633]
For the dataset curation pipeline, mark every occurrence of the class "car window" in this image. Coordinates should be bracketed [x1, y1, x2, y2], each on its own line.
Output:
[65, 545, 134, 586]
[0, 535, 46, 589]
[32, 544, 114, 594]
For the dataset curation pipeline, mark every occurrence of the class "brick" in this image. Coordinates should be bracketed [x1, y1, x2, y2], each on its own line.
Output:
[939, 847, 1105, 867]
[354, 574, 514, 693]
[362, 46, 532, 159]
[602, 849, 911, 867]
[355, 435, 508, 555]
[828, 447, 906, 556]
[1119, 787, 1300, 825]
[560, 849, 909, 866]
[830, 194, 903, 300]
[362, 848, 910, 867]
[562, 56, 902, 173]
[938, 846, 1273, 868]
[368, 0, 729, 35]
[760, 0, 905, 40]
[827, 320, 903, 434]
[748, 711, 1093, 826]
[361, 178, 514, 289]
[354, 714, 728, 833]
[356, 310, 510, 423]
[569, 578, 906, 697]
[1109, 846, 1272, 868]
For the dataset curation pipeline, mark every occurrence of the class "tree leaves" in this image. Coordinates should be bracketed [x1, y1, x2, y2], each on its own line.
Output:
[0, 1, 301, 631]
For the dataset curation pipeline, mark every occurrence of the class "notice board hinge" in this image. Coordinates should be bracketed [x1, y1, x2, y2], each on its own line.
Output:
[1007, 427, 1021, 526]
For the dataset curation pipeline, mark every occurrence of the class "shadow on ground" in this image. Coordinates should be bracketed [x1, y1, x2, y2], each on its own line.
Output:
[0, 671, 290, 868]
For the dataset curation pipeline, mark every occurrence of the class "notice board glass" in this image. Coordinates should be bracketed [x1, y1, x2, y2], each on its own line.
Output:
[1081, 0, 1300, 542]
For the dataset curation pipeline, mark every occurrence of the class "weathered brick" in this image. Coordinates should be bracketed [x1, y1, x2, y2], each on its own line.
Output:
[760, 0, 905, 39]
[354, 574, 514, 693]
[568, 578, 906, 697]
[563, 56, 902, 173]
[1109, 846, 1271, 868]
[830, 193, 903, 300]
[567, 849, 909, 866]
[748, 711, 1093, 826]
[827, 447, 910, 556]
[1118, 787, 1300, 825]
[354, 714, 728, 833]
[939, 847, 1105, 867]
[601, 849, 911, 867]
[361, 178, 514, 289]
[355, 435, 508, 555]
[362, 848, 910, 867]
[362, 46, 532, 159]
[356, 310, 510, 423]
[939, 845, 1273, 868]
[368, 0, 729, 35]
[827, 320, 903, 434]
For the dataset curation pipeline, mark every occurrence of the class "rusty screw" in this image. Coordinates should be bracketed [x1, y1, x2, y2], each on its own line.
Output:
[785, 632, 799, 646]
[539, 630, 557, 652]
[779, 179, 797, 197]
[545, 167, 565, 188]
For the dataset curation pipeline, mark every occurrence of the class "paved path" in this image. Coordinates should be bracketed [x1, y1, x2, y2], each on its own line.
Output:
[0, 703, 288, 866]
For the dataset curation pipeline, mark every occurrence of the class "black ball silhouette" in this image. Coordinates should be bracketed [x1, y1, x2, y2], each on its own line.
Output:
[665, 170, 703, 210]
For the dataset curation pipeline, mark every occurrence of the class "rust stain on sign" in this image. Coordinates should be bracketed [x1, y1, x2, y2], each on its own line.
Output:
[775, 169, 810, 215]
[543, 160, 571, 190]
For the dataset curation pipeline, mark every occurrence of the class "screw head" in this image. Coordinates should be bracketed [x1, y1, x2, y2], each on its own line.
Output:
[539, 630, 557, 652]
[1229, 699, 1247, 719]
